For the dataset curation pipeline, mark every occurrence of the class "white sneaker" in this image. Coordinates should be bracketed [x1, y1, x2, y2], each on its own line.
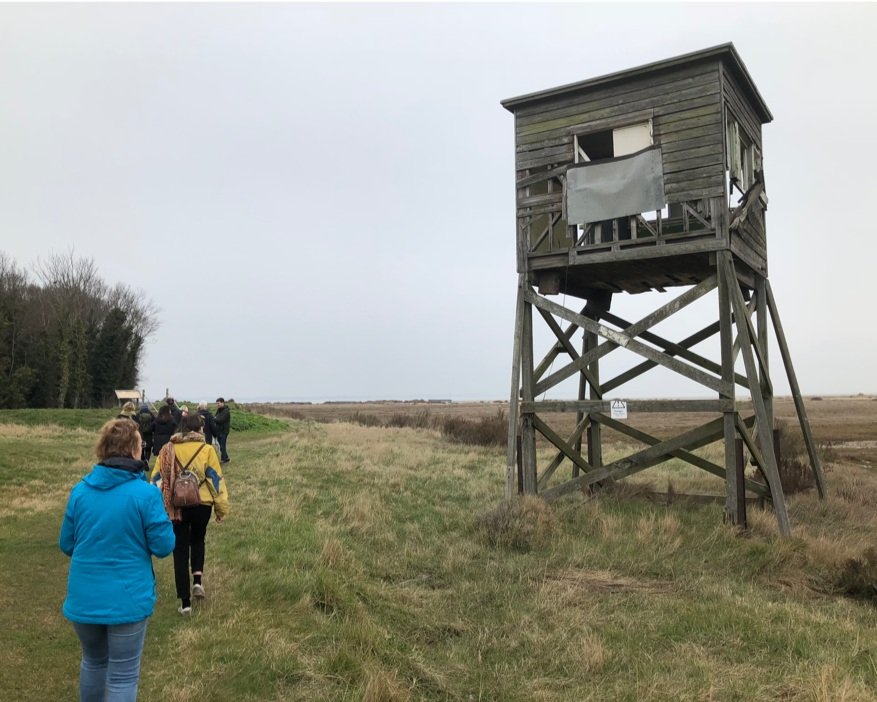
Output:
[192, 584, 205, 598]
[178, 605, 192, 616]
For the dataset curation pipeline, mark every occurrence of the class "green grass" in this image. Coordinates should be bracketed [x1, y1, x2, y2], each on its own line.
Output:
[3, 412, 877, 700]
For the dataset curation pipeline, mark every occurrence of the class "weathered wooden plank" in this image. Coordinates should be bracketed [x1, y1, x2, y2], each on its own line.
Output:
[721, 64, 763, 147]
[517, 82, 722, 138]
[660, 133, 725, 155]
[516, 135, 573, 153]
[597, 412, 769, 497]
[506, 278, 526, 498]
[535, 306, 599, 390]
[653, 113, 723, 139]
[517, 203, 563, 218]
[600, 310, 749, 387]
[517, 192, 563, 208]
[527, 282, 728, 396]
[655, 100, 723, 125]
[521, 399, 734, 413]
[668, 189, 725, 205]
[532, 415, 593, 475]
[602, 320, 721, 394]
[516, 147, 575, 171]
[664, 176, 725, 198]
[541, 416, 727, 501]
[513, 60, 719, 120]
[521, 298, 536, 493]
[537, 415, 589, 490]
[516, 164, 569, 189]
[765, 281, 827, 498]
[724, 253, 790, 535]
[570, 235, 722, 264]
[661, 143, 724, 166]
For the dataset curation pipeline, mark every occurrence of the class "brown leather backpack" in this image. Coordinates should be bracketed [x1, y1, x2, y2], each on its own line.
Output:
[172, 444, 206, 508]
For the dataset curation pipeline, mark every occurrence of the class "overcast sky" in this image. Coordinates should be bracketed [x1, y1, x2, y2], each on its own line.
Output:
[2, 2, 875, 402]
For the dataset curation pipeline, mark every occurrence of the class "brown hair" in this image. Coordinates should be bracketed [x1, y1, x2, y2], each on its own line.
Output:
[95, 418, 141, 461]
[181, 413, 204, 433]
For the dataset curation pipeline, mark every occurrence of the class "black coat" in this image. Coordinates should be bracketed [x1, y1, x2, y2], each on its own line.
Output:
[197, 409, 217, 443]
[214, 405, 231, 435]
[152, 419, 177, 456]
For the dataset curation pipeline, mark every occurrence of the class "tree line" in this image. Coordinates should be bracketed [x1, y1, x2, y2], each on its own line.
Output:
[0, 251, 159, 409]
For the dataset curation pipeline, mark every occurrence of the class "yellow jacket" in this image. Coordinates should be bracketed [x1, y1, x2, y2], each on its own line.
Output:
[151, 435, 229, 519]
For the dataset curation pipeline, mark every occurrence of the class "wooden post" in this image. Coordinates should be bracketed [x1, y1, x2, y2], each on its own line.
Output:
[521, 294, 537, 493]
[734, 438, 748, 527]
[586, 328, 602, 470]
[765, 281, 827, 498]
[717, 253, 740, 525]
[755, 276, 773, 432]
[506, 275, 526, 499]
[723, 253, 791, 536]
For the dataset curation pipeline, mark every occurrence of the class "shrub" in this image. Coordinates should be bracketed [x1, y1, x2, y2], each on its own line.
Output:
[350, 412, 382, 427]
[836, 547, 877, 602]
[385, 409, 432, 430]
[475, 495, 555, 552]
[764, 421, 816, 495]
[439, 409, 506, 447]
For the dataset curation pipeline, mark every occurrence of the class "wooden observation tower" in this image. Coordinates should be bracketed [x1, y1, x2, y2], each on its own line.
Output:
[501, 44, 824, 535]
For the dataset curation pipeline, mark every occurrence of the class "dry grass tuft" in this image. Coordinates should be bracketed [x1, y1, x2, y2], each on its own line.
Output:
[634, 511, 682, 552]
[475, 495, 556, 551]
[340, 492, 387, 534]
[361, 666, 411, 702]
[319, 536, 350, 570]
[543, 567, 673, 596]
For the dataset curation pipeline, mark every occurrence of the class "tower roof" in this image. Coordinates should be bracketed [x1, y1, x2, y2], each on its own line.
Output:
[501, 43, 772, 124]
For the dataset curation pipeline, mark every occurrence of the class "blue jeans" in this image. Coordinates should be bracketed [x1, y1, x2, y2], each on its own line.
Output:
[217, 432, 229, 462]
[72, 619, 148, 702]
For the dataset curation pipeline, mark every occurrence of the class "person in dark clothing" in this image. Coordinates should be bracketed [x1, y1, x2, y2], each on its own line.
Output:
[136, 403, 156, 461]
[164, 397, 183, 429]
[151, 405, 177, 458]
[196, 402, 217, 446]
[214, 398, 231, 464]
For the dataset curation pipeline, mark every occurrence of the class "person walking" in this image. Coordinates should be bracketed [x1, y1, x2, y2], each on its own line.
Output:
[59, 418, 175, 702]
[196, 402, 217, 447]
[164, 397, 182, 428]
[136, 403, 155, 462]
[152, 413, 229, 614]
[151, 405, 177, 459]
[116, 401, 137, 424]
[214, 397, 231, 464]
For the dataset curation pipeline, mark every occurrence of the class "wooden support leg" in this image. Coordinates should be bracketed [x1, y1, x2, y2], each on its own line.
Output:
[521, 294, 537, 494]
[722, 253, 791, 535]
[506, 275, 525, 499]
[718, 253, 741, 525]
[765, 280, 827, 498]
[585, 329, 602, 471]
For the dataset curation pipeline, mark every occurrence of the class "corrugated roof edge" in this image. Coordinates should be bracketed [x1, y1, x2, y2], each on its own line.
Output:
[500, 43, 772, 124]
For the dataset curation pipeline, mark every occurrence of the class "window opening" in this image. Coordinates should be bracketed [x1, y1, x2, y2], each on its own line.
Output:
[573, 121, 654, 244]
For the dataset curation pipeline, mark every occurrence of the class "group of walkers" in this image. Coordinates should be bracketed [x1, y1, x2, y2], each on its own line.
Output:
[59, 396, 234, 701]
[117, 396, 232, 465]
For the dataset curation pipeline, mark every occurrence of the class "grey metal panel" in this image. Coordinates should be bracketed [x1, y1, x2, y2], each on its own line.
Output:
[566, 146, 666, 224]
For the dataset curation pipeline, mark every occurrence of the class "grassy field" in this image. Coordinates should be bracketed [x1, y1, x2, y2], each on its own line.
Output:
[3, 399, 877, 701]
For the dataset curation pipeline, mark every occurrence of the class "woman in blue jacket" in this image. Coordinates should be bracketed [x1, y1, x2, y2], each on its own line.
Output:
[59, 418, 175, 702]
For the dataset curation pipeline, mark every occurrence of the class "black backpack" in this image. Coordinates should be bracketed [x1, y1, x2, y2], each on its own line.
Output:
[138, 410, 154, 435]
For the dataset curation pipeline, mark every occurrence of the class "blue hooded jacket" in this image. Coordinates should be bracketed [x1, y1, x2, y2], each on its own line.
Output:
[59, 460, 175, 624]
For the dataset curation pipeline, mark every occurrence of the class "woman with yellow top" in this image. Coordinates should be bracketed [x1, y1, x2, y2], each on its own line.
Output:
[151, 413, 229, 615]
